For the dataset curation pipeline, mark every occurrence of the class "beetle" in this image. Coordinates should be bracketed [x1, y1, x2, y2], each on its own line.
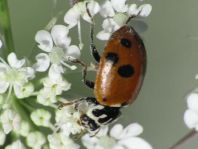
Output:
[59, 24, 146, 134]
[59, 7, 146, 133]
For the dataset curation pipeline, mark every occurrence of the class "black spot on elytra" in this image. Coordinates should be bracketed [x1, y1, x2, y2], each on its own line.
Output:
[118, 65, 135, 78]
[120, 38, 132, 48]
[105, 52, 119, 64]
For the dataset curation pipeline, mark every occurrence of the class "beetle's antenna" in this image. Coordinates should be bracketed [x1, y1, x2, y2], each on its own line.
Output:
[85, 2, 95, 47]
[170, 130, 198, 149]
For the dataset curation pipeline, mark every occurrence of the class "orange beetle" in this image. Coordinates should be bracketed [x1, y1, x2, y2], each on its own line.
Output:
[60, 25, 146, 133]
[95, 26, 146, 107]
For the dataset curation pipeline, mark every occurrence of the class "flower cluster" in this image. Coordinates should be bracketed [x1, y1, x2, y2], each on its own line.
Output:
[0, 0, 152, 148]
[82, 123, 153, 149]
[65, 0, 152, 40]
[170, 87, 198, 148]
[184, 91, 198, 129]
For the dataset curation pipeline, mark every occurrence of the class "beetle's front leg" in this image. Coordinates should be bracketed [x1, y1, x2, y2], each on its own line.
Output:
[67, 57, 95, 89]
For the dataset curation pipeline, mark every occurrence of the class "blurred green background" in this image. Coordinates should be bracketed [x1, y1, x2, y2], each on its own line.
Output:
[5, 0, 198, 148]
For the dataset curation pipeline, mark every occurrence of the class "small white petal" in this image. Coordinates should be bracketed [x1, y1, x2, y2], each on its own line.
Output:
[100, 0, 115, 18]
[113, 13, 128, 26]
[120, 123, 143, 139]
[2, 123, 12, 134]
[184, 109, 198, 129]
[31, 109, 51, 127]
[27, 131, 46, 149]
[96, 30, 111, 40]
[64, 6, 81, 28]
[20, 67, 35, 80]
[111, 0, 128, 13]
[51, 25, 71, 48]
[35, 30, 53, 52]
[66, 45, 81, 59]
[49, 64, 64, 81]
[12, 114, 21, 131]
[0, 40, 2, 48]
[82, 1, 100, 23]
[1, 109, 21, 134]
[96, 18, 120, 41]
[43, 77, 71, 95]
[48, 132, 80, 149]
[138, 4, 152, 17]
[96, 126, 109, 137]
[5, 140, 26, 149]
[113, 145, 125, 149]
[0, 63, 8, 74]
[118, 137, 153, 149]
[0, 130, 6, 146]
[87, 1, 100, 17]
[102, 18, 120, 33]
[187, 93, 198, 112]
[37, 88, 56, 106]
[14, 83, 34, 99]
[7, 52, 25, 69]
[127, 4, 139, 16]
[82, 134, 99, 148]
[0, 82, 9, 94]
[110, 124, 124, 139]
[16, 121, 30, 137]
[33, 53, 50, 72]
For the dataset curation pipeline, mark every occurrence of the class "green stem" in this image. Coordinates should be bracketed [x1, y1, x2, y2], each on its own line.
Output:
[0, 0, 15, 55]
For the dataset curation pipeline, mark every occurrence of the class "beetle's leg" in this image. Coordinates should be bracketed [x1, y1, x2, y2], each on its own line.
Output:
[90, 25, 100, 63]
[90, 43, 100, 63]
[86, 2, 101, 63]
[58, 97, 86, 109]
[68, 58, 95, 89]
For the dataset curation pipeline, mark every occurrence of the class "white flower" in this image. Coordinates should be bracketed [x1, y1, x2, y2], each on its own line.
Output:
[37, 88, 57, 106]
[55, 103, 84, 136]
[31, 109, 52, 127]
[97, 0, 152, 40]
[34, 25, 80, 79]
[37, 76, 71, 106]
[64, 0, 100, 28]
[0, 109, 21, 134]
[5, 140, 26, 149]
[26, 131, 46, 149]
[82, 123, 153, 149]
[0, 53, 34, 98]
[0, 130, 6, 146]
[48, 132, 80, 149]
[42, 76, 71, 95]
[0, 39, 2, 48]
[184, 92, 198, 130]
[111, 0, 128, 13]
[14, 83, 34, 99]
[100, 0, 115, 18]
[14, 121, 30, 137]
[96, 18, 120, 40]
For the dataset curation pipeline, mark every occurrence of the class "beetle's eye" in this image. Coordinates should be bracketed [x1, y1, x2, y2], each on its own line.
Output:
[120, 38, 132, 48]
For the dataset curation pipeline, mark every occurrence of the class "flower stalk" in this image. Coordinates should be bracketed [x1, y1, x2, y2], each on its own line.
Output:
[0, 0, 15, 55]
